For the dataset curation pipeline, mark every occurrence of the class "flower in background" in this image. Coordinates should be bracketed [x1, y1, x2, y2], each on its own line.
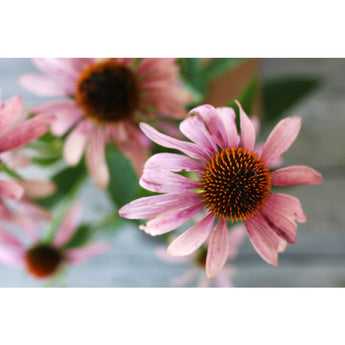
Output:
[0, 203, 110, 279]
[19, 58, 192, 188]
[0, 94, 55, 202]
[119, 102, 323, 277]
[156, 225, 246, 287]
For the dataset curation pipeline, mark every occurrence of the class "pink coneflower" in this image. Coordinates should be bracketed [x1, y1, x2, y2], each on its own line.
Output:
[19, 58, 192, 188]
[156, 225, 246, 287]
[0, 203, 110, 279]
[119, 102, 323, 277]
[0, 94, 55, 202]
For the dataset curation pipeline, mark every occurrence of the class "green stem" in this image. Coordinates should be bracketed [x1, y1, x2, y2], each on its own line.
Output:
[0, 162, 25, 181]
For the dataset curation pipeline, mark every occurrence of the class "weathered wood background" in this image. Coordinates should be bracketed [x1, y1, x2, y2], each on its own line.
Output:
[0, 58, 344, 287]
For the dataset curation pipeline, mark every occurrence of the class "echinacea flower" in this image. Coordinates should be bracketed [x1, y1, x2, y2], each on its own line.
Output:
[0, 203, 110, 279]
[0, 94, 55, 202]
[156, 224, 246, 287]
[119, 102, 323, 277]
[19, 58, 192, 188]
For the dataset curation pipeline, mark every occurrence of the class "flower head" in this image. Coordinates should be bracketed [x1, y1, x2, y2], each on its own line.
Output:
[19, 58, 192, 188]
[0, 203, 110, 279]
[156, 225, 246, 287]
[119, 102, 323, 277]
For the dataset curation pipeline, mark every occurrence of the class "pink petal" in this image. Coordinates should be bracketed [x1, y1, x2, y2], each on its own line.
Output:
[228, 225, 246, 260]
[236, 100, 256, 151]
[0, 180, 24, 200]
[140, 203, 204, 236]
[179, 115, 217, 156]
[119, 192, 201, 219]
[167, 213, 215, 256]
[53, 202, 82, 247]
[190, 104, 228, 149]
[19, 73, 70, 96]
[64, 121, 90, 166]
[244, 212, 284, 266]
[155, 246, 193, 264]
[213, 267, 234, 287]
[0, 228, 23, 248]
[50, 107, 83, 136]
[140, 168, 200, 193]
[260, 204, 297, 243]
[86, 127, 110, 189]
[271, 165, 323, 186]
[140, 123, 208, 160]
[0, 247, 25, 267]
[16, 180, 56, 198]
[261, 116, 301, 166]
[206, 219, 230, 278]
[29, 99, 76, 115]
[266, 193, 307, 223]
[0, 114, 55, 153]
[216, 107, 240, 148]
[66, 242, 110, 265]
[0, 95, 23, 136]
[171, 267, 199, 287]
[144, 153, 204, 172]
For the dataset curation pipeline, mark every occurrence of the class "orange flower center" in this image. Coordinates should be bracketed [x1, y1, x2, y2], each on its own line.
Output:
[25, 244, 63, 278]
[201, 147, 271, 222]
[75, 59, 140, 124]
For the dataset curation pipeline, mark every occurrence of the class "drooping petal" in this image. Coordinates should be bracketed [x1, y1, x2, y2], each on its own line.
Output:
[155, 246, 193, 264]
[0, 247, 25, 266]
[261, 116, 301, 166]
[271, 165, 323, 186]
[140, 123, 208, 160]
[190, 104, 228, 149]
[16, 180, 56, 199]
[66, 242, 110, 265]
[213, 266, 234, 287]
[244, 212, 283, 266]
[179, 115, 218, 156]
[29, 99, 76, 115]
[236, 100, 256, 151]
[266, 193, 307, 223]
[140, 168, 200, 193]
[119, 192, 201, 219]
[216, 107, 240, 148]
[19, 73, 70, 96]
[0, 95, 23, 136]
[140, 203, 204, 236]
[86, 127, 110, 189]
[206, 218, 229, 278]
[0, 180, 24, 200]
[50, 107, 83, 136]
[53, 202, 82, 247]
[167, 213, 215, 256]
[64, 120, 90, 166]
[0, 114, 55, 153]
[144, 153, 204, 173]
[0, 228, 24, 248]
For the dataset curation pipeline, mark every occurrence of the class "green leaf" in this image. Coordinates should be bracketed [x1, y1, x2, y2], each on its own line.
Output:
[202, 58, 245, 83]
[35, 160, 87, 209]
[106, 144, 140, 209]
[31, 155, 62, 166]
[62, 224, 93, 249]
[178, 58, 203, 91]
[262, 76, 321, 123]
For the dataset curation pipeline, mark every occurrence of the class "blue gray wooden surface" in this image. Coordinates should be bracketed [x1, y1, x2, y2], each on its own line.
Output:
[0, 58, 344, 287]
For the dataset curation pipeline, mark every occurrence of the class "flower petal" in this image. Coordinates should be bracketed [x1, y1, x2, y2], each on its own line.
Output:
[244, 212, 284, 266]
[86, 127, 109, 189]
[16, 180, 56, 199]
[266, 193, 307, 223]
[0, 180, 24, 200]
[179, 115, 218, 155]
[0, 114, 55, 153]
[206, 218, 229, 278]
[140, 122, 208, 160]
[228, 225, 246, 260]
[190, 104, 228, 149]
[119, 192, 201, 219]
[50, 107, 83, 136]
[53, 202, 82, 247]
[140, 168, 200, 193]
[214, 266, 234, 287]
[64, 121, 90, 166]
[0, 228, 23, 248]
[155, 246, 193, 264]
[66, 242, 110, 264]
[271, 165, 323, 186]
[0, 247, 25, 266]
[216, 107, 240, 148]
[167, 213, 215, 256]
[0, 95, 23, 136]
[236, 100, 256, 151]
[261, 116, 301, 166]
[144, 153, 203, 172]
[140, 203, 204, 236]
